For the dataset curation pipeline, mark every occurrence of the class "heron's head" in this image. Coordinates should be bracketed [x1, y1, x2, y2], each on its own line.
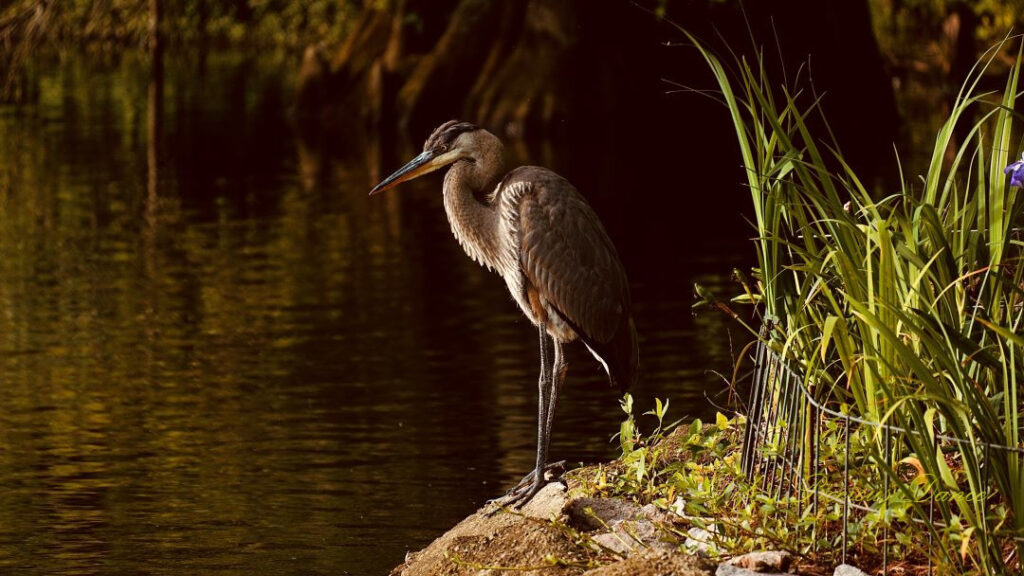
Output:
[369, 120, 489, 195]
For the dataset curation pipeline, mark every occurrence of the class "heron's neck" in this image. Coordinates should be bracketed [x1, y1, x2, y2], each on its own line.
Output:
[443, 159, 504, 272]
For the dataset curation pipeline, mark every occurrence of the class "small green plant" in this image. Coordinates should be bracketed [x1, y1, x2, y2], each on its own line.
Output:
[606, 394, 683, 502]
[576, 393, 944, 569]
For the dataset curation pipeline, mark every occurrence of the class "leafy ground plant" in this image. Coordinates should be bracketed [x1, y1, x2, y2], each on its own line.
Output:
[585, 396, 944, 572]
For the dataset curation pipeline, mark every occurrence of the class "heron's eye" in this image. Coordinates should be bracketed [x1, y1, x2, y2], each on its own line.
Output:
[440, 145, 448, 152]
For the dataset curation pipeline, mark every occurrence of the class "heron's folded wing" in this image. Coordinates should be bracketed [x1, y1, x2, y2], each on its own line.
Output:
[516, 176, 629, 345]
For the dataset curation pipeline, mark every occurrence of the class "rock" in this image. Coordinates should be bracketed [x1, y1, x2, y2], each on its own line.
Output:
[640, 502, 677, 525]
[566, 496, 684, 558]
[592, 531, 633, 556]
[564, 497, 643, 531]
[591, 517, 675, 557]
[715, 565, 788, 576]
[682, 526, 717, 557]
[392, 478, 704, 575]
[618, 519, 659, 546]
[520, 481, 570, 519]
[834, 565, 870, 576]
[726, 550, 793, 572]
[670, 496, 688, 517]
[583, 549, 715, 575]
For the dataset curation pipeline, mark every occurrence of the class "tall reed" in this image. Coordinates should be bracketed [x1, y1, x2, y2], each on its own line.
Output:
[686, 29, 1024, 573]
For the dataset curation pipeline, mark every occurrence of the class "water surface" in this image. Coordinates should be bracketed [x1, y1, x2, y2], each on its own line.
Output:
[0, 52, 748, 574]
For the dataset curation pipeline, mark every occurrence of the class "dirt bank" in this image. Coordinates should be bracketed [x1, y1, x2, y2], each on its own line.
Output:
[389, 476, 715, 576]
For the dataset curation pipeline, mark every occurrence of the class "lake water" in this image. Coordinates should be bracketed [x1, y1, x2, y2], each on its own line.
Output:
[0, 52, 749, 574]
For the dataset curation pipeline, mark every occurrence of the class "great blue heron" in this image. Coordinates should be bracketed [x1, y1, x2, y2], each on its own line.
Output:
[369, 120, 638, 507]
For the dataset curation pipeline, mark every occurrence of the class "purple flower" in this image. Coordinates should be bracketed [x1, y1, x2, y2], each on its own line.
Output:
[1005, 153, 1024, 188]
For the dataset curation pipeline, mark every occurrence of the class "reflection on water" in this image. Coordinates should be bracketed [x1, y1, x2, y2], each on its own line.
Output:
[0, 53, 746, 574]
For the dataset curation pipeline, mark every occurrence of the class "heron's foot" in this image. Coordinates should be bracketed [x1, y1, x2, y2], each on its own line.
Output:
[510, 460, 567, 493]
[487, 472, 548, 512]
[485, 461, 567, 514]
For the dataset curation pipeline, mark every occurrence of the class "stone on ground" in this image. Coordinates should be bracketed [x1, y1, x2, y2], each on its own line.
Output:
[566, 496, 679, 558]
[725, 550, 792, 572]
[590, 517, 674, 557]
[834, 565, 870, 576]
[682, 526, 717, 557]
[715, 564, 789, 576]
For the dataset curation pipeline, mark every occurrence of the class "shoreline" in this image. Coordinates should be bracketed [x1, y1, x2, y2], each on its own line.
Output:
[389, 425, 869, 576]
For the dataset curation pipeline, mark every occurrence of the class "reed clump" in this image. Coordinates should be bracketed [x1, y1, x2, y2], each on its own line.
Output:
[677, 31, 1024, 574]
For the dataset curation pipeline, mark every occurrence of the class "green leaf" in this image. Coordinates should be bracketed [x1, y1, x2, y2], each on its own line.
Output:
[935, 444, 957, 490]
[716, 412, 729, 430]
[821, 315, 839, 363]
[619, 419, 635, 454]
[620, 393, 634, 415]
[689, 419, 703, 436]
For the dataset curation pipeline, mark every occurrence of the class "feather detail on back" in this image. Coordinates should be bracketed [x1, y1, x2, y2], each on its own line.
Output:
[501, 166, 638, 390]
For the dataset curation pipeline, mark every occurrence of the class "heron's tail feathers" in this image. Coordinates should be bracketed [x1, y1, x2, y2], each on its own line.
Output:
[576, 315, 638, 394]
[607, 316, 639, 393]
[552, 307, 639, 393]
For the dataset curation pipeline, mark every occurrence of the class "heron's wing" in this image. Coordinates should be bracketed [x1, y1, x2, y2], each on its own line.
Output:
[512, 168, 630, 345]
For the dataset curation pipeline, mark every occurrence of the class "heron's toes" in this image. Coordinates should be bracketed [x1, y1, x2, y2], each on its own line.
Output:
[506, 460, 567, 494]
[487, 477, 547, 512]
[506, 479, 546, 509]
[484, 461, 570, 515]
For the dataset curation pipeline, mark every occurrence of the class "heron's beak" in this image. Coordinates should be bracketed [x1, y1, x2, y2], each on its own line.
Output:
[369, 149, 461, 196]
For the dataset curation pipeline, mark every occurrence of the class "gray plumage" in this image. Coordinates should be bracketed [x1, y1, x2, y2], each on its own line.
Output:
[370, 120, 638, 506]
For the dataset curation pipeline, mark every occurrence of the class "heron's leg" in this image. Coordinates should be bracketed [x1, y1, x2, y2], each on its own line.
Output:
[494, 326, 554, 509]
[511, 340, 569, 489]
[537, 324, 554, 444]
[531, 324, 554, 480]
[543, 340, 568, 456]
[510, 460, 568, 488]
[505, 338, 572, 491]
[508, 339, 569, 491]
[527, 327, 554, 486]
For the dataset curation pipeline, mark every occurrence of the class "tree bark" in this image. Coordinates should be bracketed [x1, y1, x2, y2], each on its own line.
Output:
[464, 0, 574, 134]
[149, 0, 162, 52]
[298, 0, 898, 177]
[393, 0, 510, 131]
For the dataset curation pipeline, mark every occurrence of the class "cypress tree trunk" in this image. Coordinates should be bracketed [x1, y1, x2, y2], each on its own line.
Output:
[149, 0, 162, 52]
[297, 0, 898, 165]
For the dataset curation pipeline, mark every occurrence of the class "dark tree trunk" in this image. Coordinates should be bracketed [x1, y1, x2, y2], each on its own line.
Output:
[393, 0, 515, 131]
[464, 0, 575, 134]
[149, 0, 162, 52]
[947, 1, 978, 147]
[297, 0, 576, 136]
[297, 0, 898, 189]
[232, 0, 251, 24]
